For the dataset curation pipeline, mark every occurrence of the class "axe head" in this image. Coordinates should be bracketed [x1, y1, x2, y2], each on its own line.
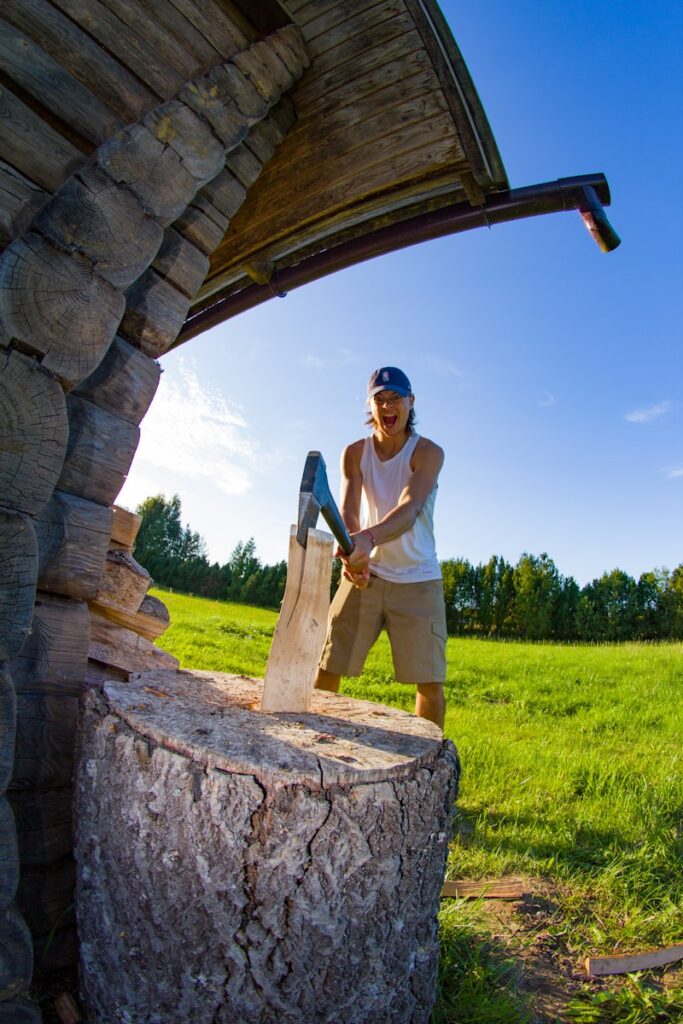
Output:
[296, 451, 328, 548]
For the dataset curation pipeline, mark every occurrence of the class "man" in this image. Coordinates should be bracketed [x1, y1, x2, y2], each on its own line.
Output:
[314, 366, 447, 729]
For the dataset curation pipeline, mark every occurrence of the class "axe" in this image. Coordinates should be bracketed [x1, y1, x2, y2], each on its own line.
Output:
[297, 451, 353, 555]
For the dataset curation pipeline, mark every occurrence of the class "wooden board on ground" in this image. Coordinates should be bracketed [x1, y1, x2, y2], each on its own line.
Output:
[585, 944, 683, 977]
[260, 525, 333, 713]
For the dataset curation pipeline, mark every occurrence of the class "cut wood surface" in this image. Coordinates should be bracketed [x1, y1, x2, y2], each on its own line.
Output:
[585, 944, 683, 977]
[261, 526, 333, 713]
[0, 511, 38, 662]
[8, 593, 89, 694]
[0, 234, 124, 387]
[57, 395, 139, 507]
[142, 100, 225, 184]
[88, 593, 170, 642]
[73, 335, 161, 426]
[33, 165, 164, 289]
[88, 611, 179, 676]
[110, 504, 142, 550]
[441, 879, 525, 900]
[35, 490, 113, 601]
[0, 348, 68, 516]
[93, 549, 151, 614]
[75, 672, 458, 1023]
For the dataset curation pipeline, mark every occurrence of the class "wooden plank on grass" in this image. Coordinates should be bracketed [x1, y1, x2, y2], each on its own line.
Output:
[585, 944, 683, 977]
[441, 879, 525, 900]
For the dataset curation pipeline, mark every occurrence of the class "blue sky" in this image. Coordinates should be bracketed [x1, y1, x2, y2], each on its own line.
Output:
[118, 0, 682, 586]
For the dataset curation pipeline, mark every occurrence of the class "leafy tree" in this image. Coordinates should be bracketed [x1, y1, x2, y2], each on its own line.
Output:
[512, 553, 562, 640]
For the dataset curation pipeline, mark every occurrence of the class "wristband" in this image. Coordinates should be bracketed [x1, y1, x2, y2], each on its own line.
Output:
[364, 529, 376, 548]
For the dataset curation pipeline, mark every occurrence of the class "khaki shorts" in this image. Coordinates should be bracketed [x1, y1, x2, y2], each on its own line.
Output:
[319, 575, 447, 684]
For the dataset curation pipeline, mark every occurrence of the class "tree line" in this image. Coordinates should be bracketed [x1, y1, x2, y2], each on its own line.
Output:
[133, 495, 683, 641]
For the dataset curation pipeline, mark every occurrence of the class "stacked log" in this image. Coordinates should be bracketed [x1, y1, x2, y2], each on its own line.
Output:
[0, 15, 310, 1002]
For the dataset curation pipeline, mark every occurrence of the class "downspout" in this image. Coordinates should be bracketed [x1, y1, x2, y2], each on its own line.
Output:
[176, 173, 620, 346]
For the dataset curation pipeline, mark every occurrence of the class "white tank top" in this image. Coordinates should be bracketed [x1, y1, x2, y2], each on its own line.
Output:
[359, 433, 441, 583]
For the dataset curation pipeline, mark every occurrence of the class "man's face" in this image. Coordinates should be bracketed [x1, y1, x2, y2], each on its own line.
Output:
[370, 389, 414, 436]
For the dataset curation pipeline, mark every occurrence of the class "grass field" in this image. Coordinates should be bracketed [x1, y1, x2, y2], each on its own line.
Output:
[154, 589, 683, 1023]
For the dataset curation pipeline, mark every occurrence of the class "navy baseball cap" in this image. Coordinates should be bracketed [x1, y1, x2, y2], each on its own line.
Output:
[367, 366, 412, 398]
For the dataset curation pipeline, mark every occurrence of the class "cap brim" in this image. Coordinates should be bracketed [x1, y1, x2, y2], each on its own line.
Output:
[368, 385, 410, 398]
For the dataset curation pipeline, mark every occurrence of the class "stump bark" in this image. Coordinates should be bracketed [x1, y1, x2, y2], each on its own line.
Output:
[75, 670, 459, 1024]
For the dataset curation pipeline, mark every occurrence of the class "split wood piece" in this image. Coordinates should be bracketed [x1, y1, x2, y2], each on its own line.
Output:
[57, 395, 139, 507]
[92, 549, 151, 615]
[11, 690, 80, 790]
[89, 594, 170, 643]
[261, 526, 333, 713]
[0, 161, 49, 249]
[585, 944, 683, 977]
[151, 229, 209, 300]
[0, 903, 34, 1002]
[0, 511, 38, 662]
[120, 269, 191, 357]
[0, 85, 85, 195]
[75, 671, 459, 1023]
[0, 668, 17, 795]
[33, 165, 164, 289]
[35, 490, 113, 601]
[8, 593, 89, 694]
[0, 234, 124, 387]
[8, 787, 73, 867]
[0, 348, 68, 516]
[88, 610, 179, 677]
[0, 797, 19, 909]
[73, 335, 161, 426]
[441, 879, 526, 900]
[110, 505, 142, 551]
[96, 122, 202, 227]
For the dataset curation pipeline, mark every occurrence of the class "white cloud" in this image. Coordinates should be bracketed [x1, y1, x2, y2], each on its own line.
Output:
[625, 400, 674, 423]
[665, 466, 683, 479]
[538, 390, 558, 408]
[133, 360, 256, 496]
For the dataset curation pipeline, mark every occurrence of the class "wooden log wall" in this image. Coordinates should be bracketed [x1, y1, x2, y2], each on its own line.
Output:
[0, 4, 310, 1005]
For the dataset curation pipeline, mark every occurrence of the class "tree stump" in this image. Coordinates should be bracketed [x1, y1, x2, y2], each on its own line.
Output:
[75, 670, 459, 1024]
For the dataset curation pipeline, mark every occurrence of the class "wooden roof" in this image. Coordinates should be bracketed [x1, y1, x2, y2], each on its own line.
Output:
[192, 0, 508, 318]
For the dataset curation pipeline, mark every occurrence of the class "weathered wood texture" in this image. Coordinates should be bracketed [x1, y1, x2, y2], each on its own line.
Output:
[0, 162, 49, 250]
[8, 593, 89, 694]
[73, 334, 160, 426]
[35, 490, 113, 600]
[89, 593, 170, 642]
[12, 690, 79, 790]
[88, 611, 179, 677]
[151, 228, 209, 299]
[92, 549, 151, 614]
[110, 504, 142, 550]
[0, 669, 17, 796]
[0, 233, 124, 387]
[57, 395, 139, 507]
[119, 270, 191, 357]
[8, 787, 73, 866]
[0, 512, 37, 662]
[261, 526, 333, 713]
[0, 797, 19, 909]
[75, 672, 459, 1024]
[0, 348, 67, 516]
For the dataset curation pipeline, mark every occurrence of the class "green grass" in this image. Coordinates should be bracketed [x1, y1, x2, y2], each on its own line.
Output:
[153, 589, 683, 1022]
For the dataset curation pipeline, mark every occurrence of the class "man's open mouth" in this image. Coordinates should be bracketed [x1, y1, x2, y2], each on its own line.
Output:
[383, 414, 398, 428]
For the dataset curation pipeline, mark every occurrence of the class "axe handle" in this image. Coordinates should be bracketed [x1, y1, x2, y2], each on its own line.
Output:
[320, 501, 353, 557]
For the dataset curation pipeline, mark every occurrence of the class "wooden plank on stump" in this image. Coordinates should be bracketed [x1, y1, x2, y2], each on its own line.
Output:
[35, 490, 113, 601]
[120, 269, 191, 357]
[0, 234, 124, 388]
[57, 395, 139, 507]
[73, 335, 161, 426]
[8, 593, 89, 694]
[0, 511, 37, 662]
[261, 525, 333, 713]
[0, 348, 68, 516]
[33, 165, 164, 289]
